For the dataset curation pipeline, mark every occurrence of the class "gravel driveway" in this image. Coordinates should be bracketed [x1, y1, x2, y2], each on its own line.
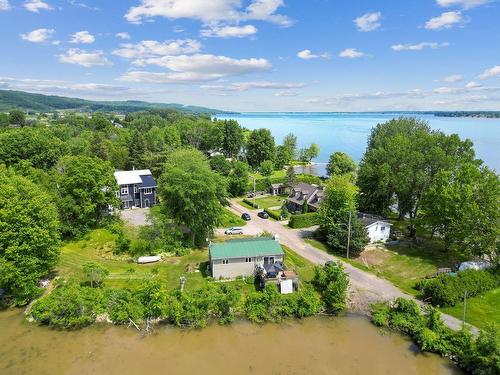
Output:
[226, 199, 476, 333]
[120, 208, 151, 226]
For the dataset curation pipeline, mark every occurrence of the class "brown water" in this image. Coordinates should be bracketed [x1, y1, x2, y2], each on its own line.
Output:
[0, 310, 459, 375]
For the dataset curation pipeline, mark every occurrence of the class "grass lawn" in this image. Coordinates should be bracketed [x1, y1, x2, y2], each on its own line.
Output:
[58, 229, 210, 291]
[250, 170, 286, 180]
[239, 194, 286, 211]
[440, 288, 500, 330]
[282, 245, 316, 282]
[220, 208, 246, 228]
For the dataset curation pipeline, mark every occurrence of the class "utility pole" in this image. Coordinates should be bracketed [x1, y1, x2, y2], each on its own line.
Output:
[346, 211, 352, 259]
[462, 290, 467, 326]
[253, 175, 256, 206]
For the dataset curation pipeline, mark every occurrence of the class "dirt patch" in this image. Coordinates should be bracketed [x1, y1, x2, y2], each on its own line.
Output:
[357, 247, 391, 267]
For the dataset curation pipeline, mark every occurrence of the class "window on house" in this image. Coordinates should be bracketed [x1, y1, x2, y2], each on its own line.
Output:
[222, 259, 229, 265]
[134, 185, 138, 193]
[144, 187, 153, 195]
[115, 191, 119, 198]
[380, 226, 386, 232]
[245, 257, 252, 263]
[120, 186, 128, 195]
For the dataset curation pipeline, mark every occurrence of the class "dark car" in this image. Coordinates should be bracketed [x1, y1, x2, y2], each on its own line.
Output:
[257, 211, 269, 219]
[241, 213, 251, 221]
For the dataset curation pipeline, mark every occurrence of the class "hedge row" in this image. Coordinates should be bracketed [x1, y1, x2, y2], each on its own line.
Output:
[288, 212, 318, 228]
[416, 269, 500, 307]
[242, 198, 260, 209]
[264, 208, 281, 220]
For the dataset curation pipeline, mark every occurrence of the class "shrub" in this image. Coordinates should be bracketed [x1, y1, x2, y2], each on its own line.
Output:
[31, 282, 105, 329]
[264, 208, 281, 220]
[243, 198, 259, 209]
[370, 302, 390, 327]
[288, 212, 318, 228]
[106, 288, 144, 325]
[313, 262, 349, 314]
[419, 269, 499, 307]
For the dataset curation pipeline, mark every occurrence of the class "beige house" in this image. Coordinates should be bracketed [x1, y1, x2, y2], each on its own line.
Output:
[209, 238, 285, 279]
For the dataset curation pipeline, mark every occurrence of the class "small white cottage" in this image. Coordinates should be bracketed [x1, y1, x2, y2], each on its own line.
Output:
[357, 213, 392, 243]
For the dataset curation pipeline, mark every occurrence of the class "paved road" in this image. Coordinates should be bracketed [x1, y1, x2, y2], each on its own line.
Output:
[225, 199, 476, 333]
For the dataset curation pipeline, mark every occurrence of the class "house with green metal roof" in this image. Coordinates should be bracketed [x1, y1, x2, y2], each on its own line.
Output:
[209, 237, 285, 279]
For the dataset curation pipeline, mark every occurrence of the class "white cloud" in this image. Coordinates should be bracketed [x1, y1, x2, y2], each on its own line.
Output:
[116, 32, 131, 40]
[0, 0, 11, 11]
[70, 30, 95, 44]
[113, 39, 201, 59]
[125, 0, 291, 26]
[275, 90, 299, 97]
[441, 74, 463, 82]
[354, 12, 381, 32]
[58, 48, 112, 67]
[436, 0, 490, 9]
[120, 54, 271, 83]
[425, 11, 462, 30]
[478, 65, 500, 79]
[297, 49, 329, 60]
[24, 0, 52, 12]
[391, 42, 449, 51]
[20, 28, 55, 43]
[338, 48, 364, 59]
[201, 81, 305, 91]
[201, 24, 257, 38]
[465, 81, 482, 88]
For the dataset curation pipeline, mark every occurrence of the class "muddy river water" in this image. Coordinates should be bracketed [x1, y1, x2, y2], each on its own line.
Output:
[0, 310, 460, 375]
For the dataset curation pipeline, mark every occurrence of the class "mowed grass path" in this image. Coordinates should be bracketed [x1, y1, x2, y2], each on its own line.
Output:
[58, 229, 208, 290]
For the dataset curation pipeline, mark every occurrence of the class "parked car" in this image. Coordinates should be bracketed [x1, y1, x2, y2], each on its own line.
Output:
[225, 227, 244, 235]
[241, 213, 251, 221]
[257, 211, 269, 219]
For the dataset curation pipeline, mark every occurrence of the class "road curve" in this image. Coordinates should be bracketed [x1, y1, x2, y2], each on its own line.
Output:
[226, 199, 477, 333]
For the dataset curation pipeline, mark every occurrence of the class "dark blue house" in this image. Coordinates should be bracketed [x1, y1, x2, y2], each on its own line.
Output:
[114, 169, 157, 209]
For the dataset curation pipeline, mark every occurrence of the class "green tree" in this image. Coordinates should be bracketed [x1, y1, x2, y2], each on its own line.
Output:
[222, 120, 244, 158]
[259, 160, 274, 177]
[326, 151, 357, 177]
[313, 262, 349, 314]
[283, 133, 297, 161]
[246, 128, 275, 168]
[0, 112, 8, 127]
[228, 161, 249, 197]
[8, 108, 25, 125]
[82, 261, 109, 287]
[56, 155, 119, 237]
[158, 149, 228, 246]
[285, 165, 296, 189]
[420, 163, 500, 263]
[0, 167, 60, 305]
[317, 175, 369, 257]
[127, 130, 147, 169]
[210, 154, 232, 176]
[274, 145, 290, 170]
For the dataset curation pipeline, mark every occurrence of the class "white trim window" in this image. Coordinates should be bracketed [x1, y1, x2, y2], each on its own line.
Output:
[134, 185, 138, 193]
[222, 259, 229, 265]
[115, 191, 120, 198]
[144, 187, 153, 195]
[245, 257, 252, 263]
[120, 186, 129, 195]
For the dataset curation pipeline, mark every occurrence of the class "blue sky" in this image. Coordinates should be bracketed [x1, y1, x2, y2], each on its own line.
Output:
[1, 0, 499, 111]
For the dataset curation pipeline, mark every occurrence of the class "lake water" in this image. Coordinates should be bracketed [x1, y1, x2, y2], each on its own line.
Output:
[0, 309, 459, 375]
[216, 113, 500, 175]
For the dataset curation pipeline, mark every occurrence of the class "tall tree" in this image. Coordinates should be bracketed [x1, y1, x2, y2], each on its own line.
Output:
[228, 161, 249, 197]
[158, 149, 228, 246]
[420, 163, 500, 263]
[317, 175, 369, 257]
[285, 165, 297, 189]
[8, 108, 25, 126]
[127, 130, 147, 169]
[246, 128, 275, 168]
[56, 155, 119, 237]
[326, 151, 357, 177]
[223, 120, 244, 158]
[0, 167, 60, 305]
[283, 133, 298, 161]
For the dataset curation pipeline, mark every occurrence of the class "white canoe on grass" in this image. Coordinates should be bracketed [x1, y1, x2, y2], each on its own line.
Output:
[137, 255, 161, 264]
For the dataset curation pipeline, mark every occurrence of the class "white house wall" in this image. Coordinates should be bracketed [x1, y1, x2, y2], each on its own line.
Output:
[366, 222, 391, 243]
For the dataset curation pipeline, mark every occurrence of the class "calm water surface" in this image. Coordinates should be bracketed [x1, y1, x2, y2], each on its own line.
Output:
[216, 112, 500, 173]
[0, 309, 460, 375]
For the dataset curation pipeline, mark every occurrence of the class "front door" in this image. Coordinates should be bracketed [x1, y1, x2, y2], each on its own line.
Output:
[264, 256, 275, 265]
[144, 199, 150, 208]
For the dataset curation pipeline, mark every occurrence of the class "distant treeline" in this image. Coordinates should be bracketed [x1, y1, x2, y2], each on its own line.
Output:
[433, 111, 500, 118]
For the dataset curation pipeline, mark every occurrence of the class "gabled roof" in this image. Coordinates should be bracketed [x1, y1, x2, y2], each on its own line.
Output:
[357, 212, 392, 227]
[210, 238, 284, 260]
[140, 174, 157, 188]
[114, 169, 153, 186]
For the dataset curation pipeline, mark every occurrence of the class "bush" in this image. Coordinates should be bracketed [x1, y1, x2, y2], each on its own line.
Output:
[419, 269, 499, 307]
[31, 282, 105, 329]
[243, 198, 260, 209]
[369, 298, 500, 375]
[264, 208, 281, 220]
[106, 289, 144, 325]
[313, 262, 349, 314]
[288, 212, 318, 228]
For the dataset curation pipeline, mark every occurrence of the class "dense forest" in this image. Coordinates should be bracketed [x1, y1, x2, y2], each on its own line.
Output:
[0, 89, 222, 113]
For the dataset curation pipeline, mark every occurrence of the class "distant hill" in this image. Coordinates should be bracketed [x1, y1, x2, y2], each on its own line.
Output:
[0, 89, 223, 114]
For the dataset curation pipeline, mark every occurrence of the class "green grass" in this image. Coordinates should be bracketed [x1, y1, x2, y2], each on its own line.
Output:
[282, 245, 316, 282]
[250, 170, 286, 180]
[252, 195, 287, 209]
[58, 229, 209, 291]
[441, 288, 500, 330]
[220, 209, 246, 228]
